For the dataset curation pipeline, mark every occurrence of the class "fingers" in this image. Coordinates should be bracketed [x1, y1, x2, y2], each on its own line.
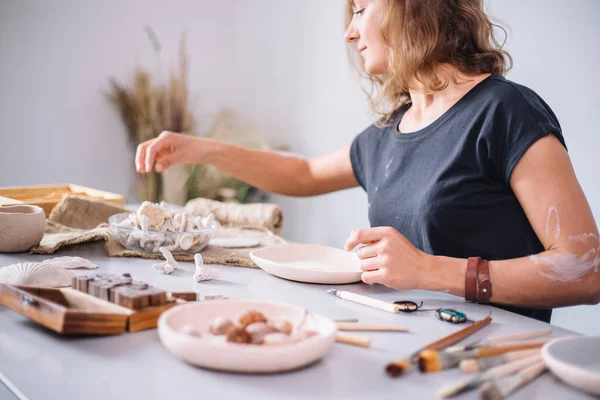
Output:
[356, 242, 379, 260]
[145, 139, 162, 173]
[135, 141, 149, 173]
[136, 131, 173, 173]
[359, 257, 381, 272]
[361, 269, 385, 284]
[345, 227, 394, 251]
[155, 153, 176, 172]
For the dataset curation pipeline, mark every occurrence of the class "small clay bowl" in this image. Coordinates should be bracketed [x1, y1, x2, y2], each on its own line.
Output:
[0, 205, 46, 253]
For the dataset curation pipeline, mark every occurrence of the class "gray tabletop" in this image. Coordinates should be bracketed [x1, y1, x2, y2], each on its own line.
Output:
[0, 243, 594, 400]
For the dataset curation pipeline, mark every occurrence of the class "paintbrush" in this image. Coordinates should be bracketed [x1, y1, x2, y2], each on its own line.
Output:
[418, 339, 548, 373]
[445, 328, 552, 352]
[479, 361, 548, 400]
[437, 354, 542, 398]
[460, 348, 541, 373]
[386, 316, 492, 377]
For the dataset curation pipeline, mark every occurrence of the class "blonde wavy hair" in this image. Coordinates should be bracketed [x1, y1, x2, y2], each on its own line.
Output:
[345, 0, 512, 124]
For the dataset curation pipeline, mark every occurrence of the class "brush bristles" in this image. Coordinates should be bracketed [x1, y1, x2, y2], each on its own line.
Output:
[418, 350, 442, 373]
[480, 382, 504, 400]
[386, 360, 411, 377]
[460, 359, 480, 373]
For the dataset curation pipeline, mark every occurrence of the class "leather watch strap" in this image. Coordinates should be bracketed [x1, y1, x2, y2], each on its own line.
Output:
[477, 259, 492, 304]
[465, 257, 480, 302]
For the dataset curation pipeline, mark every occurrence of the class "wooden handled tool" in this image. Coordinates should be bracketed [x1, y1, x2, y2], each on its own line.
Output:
[386, 316, 492, 377]
[336, 333, 371, 348]
[418, 340, 548, 373]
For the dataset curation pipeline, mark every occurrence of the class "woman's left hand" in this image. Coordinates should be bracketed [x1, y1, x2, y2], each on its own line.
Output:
[344, 227, 431, 290]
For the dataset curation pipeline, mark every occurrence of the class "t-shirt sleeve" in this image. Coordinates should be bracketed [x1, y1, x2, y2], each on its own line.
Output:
[350, 131, 367, 191]
[487, 84, 566, 185]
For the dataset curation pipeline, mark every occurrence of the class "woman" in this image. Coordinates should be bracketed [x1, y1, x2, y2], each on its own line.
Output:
[135, 0, 599, 322]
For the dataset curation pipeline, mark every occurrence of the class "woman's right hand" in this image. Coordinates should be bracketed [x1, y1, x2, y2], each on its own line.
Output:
[135, 131, 213, 173]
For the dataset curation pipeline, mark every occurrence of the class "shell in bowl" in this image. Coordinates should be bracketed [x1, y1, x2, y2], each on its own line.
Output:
[108, 212, 219, 255]
[0, 262, 73, 287]
[157, 299, 337, 373]
[0, 205, 46, 253]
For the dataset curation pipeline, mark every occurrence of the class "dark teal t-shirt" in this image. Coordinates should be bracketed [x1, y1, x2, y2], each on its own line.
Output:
[350, 75, 565, 323]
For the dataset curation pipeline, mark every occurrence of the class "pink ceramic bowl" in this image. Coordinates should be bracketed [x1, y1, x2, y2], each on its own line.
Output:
[158, 299, 337, 373]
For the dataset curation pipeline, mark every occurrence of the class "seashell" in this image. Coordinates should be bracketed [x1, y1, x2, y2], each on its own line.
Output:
[270, 319, 293, 335]
[172, 214, 183, 231]
[202, 213, 216, 229]
[184, 215, 196, 232]
[159, 219, 176, 232]
[179, 234, 194, 250]
[178, 213, 189, 233]
[245, 322, 277, 344]
[179, 324, 202, 337]
[41, 256, 97, 270]
[137, 201, 171, 229]
[210, 316, 236, 335]
[193, 216, 204, 230]
[263, 332, 291, 345]
[139, 215, 151, 231]
[139, 232, 165, 248]
[0, 262, 74, 287]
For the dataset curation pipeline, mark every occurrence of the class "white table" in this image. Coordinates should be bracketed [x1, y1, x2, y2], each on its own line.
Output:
[0, 243, 594, 400]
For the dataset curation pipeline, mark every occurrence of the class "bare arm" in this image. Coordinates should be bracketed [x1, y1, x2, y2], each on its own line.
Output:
[428, 135, 600, 307]
[345, 134, 600, 308]
[135, 131, 359, 197]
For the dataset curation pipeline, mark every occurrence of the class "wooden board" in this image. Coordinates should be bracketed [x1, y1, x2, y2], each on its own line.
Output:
[128, 302, 179, 332]
[0, 285, 131, 335]
[0, 184, 124, 216]
[0, 285, 193, 335]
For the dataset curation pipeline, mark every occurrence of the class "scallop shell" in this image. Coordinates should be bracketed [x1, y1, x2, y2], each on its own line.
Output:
[41, 256, 98, 270]
[0, 262, 74, 287]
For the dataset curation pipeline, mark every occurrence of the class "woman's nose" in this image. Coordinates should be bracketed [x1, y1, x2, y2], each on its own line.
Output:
[344, 24, 359, 43]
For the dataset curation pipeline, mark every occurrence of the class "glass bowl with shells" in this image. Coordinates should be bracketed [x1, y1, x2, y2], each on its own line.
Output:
[108, 201, 220, 255]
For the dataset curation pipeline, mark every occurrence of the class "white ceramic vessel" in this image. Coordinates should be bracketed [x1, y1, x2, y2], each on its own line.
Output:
[158, 299, 337, 373]
[250, 244, 362, 284]
[542, 336, 600, 396]
[0, 205, 46, 253]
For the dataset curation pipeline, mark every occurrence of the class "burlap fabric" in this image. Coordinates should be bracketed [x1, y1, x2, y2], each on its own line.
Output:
[31, 196, 286, 268]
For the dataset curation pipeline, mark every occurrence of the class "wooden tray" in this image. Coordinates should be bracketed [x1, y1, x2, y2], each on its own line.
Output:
[0, 184, 124, 216]
[0, 285, 180, 335]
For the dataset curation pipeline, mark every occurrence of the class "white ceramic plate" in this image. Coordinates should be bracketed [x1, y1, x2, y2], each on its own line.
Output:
[158, 299, 337, 373]
[209, 237, 261, 248]
[542, 336, 600, 396]
[249, 244, 362, 284]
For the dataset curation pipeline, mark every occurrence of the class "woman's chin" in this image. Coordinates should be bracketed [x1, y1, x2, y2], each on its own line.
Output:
[364, 60, 387, 75]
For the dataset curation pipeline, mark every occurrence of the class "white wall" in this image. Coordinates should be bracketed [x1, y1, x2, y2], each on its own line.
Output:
[0, 0, 236, 199]
[0, 0, 598, 334]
